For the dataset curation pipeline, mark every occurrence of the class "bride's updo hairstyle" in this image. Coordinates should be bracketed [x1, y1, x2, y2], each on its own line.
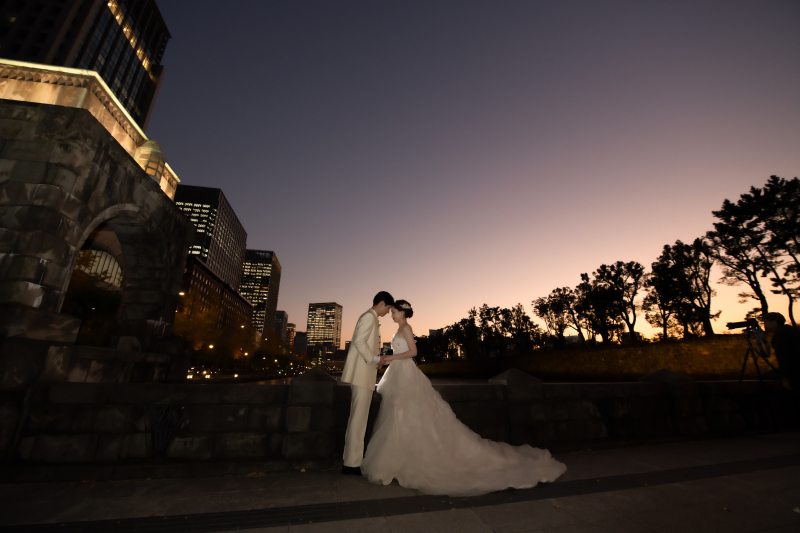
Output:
[393, 300, 413, 318]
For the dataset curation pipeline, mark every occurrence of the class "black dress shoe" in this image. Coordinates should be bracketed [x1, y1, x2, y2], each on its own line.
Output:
[342, 465, 362, 475]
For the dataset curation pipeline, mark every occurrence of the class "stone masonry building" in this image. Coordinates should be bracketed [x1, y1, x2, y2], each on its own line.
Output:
[0, 59, 193, 459]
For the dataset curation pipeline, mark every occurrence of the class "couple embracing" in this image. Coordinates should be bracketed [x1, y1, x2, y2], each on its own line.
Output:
[340, 291, 566, 497]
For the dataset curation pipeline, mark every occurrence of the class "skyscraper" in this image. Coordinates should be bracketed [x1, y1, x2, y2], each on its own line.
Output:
[294, 331, 307, 357]
[174, 185, 247, 291]
[286, 323, 296, 350]
[179, 256, 252, 333]
[240, 250, 281, 340]
[274, 311, 288, 344]
[0, 0, 170, 129]
[307, 303, 342, 358]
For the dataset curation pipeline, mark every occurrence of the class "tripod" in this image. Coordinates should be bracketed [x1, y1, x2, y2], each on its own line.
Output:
[737, 327, 779, 429]
[737, 327, 779, 392]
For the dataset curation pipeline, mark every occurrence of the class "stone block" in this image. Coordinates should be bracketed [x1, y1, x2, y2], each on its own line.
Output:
[463, 384, 506, 401]
[0, 181, 36, 205]
[66, 357, 90, 382]
[489, 369, 543, 400]
[282, 431, 333, 459]
[544, 384, 581, 399]
[47, 382, 108, 404]
[71, 406, 98, 432]
[48, 141, 95, 175]
[17, 436, 34, 460]
[286, 406, 311, 432]
[676, 415, 709, 436]
[215, 432, 282, 459]
[531, 402, 546, 421]
[26, 404, 74, 432]
[544, 401, 569, 421]
[310, 406, 336, 431]
[126, 432, 150, 458]
[9, 159, 48, 185]
[31, 184, 70, 214]
[433, 385, 462, 402]
[584, 419, 608, 440]
[0, 278, 54, 309]
[289, 381, 335, 405]
[44, 164, 78, 194]
[508, 402, 532, 424]
[39, 345, 73, 382]
[246, 405, 284, 431]
[182, 404, 248, 432]
[167, 433, 214, 460]
[220, 384, 289, 404]
[17, 230, 75, 266]
[673, 397, 704, 417]
[0, 335, 49, 390]
[0, 400, 20, 455]
[0, 159, 14, 184]
[93, 434, 124, 461]
[0, 118, 36, 140]
[85, 360, 108, 383]
[1, 139, 55, 163]
[30, 434, 97, 462]
[95, 405, 134, 433]
[567, 400, 601, 420]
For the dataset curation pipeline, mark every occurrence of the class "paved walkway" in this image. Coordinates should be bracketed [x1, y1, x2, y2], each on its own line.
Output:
[1, 432, 799, 532]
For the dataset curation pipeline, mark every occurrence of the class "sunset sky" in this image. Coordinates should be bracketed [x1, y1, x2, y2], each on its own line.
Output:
[148, 1, 800, 344]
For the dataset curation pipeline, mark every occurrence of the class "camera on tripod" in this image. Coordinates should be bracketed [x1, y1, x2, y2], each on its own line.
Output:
[727, 316, 780, 391]
[727, 318, 760, 330]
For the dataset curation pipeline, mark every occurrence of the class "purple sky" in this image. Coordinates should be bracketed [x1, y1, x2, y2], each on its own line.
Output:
[148, 1, 800, 344]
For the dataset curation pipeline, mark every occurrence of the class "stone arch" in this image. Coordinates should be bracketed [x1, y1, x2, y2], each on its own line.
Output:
[61, 203, 175, 350]
[0, 100, 194, 384]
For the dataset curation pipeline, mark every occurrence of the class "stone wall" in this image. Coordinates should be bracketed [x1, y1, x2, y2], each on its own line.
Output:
[0, 99, 195, 464]
[419, 334, 771, 381]
[2, 368, 796, 482]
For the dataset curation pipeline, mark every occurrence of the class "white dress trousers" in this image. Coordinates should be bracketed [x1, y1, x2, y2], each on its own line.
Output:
[343, 384, 373, 467]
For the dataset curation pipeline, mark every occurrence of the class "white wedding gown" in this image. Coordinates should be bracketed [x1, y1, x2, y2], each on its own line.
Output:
[361, 334, 567, 496]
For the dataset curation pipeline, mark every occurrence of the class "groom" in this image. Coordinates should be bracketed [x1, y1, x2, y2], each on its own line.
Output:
[340, 291, 394, 475]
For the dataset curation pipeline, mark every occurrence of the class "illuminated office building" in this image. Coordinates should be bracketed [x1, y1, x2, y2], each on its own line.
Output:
[240, 250, 281, 340]
[286, 323, 296, 350]
[274, 311, 288, 344]
[179, 256, 252, 332]
[174, 185, 247, 292]
[0, 0, 170, 129]
[307, 302, 342, 358]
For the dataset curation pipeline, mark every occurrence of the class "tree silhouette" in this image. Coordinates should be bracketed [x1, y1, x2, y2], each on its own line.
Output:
[708, 177, 800, 323]
[533, 294, 568, 340]
[575, 272, 622, 344]
[736, 176, 799, 326]
[445, 308, 480, 359]
[503, 303, 544, 354]
[594, 261, 645, 340]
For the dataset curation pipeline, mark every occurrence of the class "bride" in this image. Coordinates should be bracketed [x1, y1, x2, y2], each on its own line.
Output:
[360, 300, 567, 496]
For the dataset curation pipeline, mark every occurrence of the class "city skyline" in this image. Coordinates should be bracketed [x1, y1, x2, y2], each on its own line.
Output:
[146, 1, 800, 341]
[307, 302, 343, 355]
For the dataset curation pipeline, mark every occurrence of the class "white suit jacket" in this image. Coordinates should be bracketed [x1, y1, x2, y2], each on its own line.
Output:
[341, 309, 380, 390]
